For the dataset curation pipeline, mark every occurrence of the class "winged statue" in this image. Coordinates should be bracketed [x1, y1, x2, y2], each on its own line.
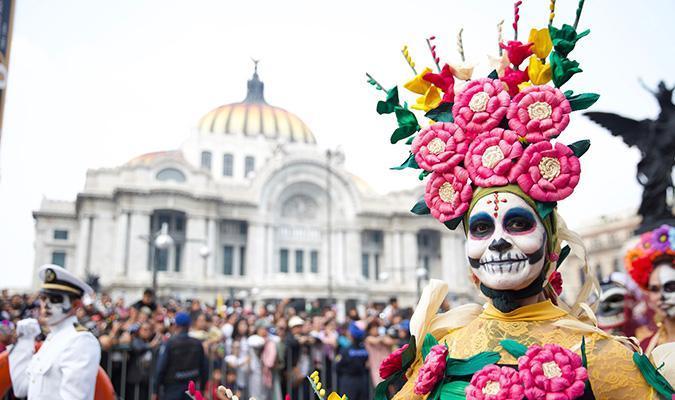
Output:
[585, 81, 675, 233]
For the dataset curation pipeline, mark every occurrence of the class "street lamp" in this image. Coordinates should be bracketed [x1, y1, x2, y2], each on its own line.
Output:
[151, 223, 174, 293]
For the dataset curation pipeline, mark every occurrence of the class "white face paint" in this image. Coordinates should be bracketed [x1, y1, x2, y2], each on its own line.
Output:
[41, 293, 73, 326]
[465, 192, 547, 291]
[649, 263, 675, 318]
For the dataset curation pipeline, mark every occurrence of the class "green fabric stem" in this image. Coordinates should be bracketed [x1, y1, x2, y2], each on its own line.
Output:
[633, 352, 675, 399]
[500, 339, 528, 359]
[445, 352, 501, 377]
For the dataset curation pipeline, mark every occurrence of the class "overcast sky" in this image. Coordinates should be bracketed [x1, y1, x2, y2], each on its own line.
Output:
[1, 0, 673, 288]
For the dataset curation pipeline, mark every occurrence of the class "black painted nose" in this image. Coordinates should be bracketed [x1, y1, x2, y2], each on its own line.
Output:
[489, 238, 512, 252]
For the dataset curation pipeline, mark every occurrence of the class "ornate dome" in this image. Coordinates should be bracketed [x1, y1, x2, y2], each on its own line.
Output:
[197, 64, 316, 144]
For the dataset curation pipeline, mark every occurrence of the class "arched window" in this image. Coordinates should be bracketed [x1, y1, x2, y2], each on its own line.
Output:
[156, 168, 186, 182]
[148, 210, 187, 272]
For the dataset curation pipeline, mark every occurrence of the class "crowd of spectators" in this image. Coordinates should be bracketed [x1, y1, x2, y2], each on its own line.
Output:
[0, 289, 419, 400]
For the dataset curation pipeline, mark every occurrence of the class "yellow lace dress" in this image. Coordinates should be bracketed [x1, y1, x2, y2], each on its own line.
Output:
[394, 299, 657, 400]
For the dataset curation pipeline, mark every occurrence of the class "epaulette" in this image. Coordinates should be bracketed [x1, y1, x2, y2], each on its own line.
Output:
[74, 323, 90, 333]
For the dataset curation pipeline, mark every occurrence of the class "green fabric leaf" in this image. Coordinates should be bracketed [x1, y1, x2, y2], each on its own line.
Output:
[390, 152, 419, 170]
[411, 197, 431, 215]
[567, 93, 600, 111]
[487, 70, 498, 79]
[425, 102, 454, 122]
[428, 382, 443, 400]
[633, 351, 675, 398]
[390, 107, 420, 144]
[500, 339, 528, 359]
[535, 201, 557, 221]
[376, 87, 400, 115]
[550, 52, 582, 88]
[401, 335, 417, 369]
[444, 216, 463, 230]
[557, 245, 571, 268]
[445, 351, 501, 377]
[419, 170, 430, 181]
[438, 381, 470, 400]
[568, 139, 591, 158]
[405, 135, 416, 145]
[549, 24, 590, 57]
[373, 370, 402, 400]
[563, 90, 574, 97]
[581, 336, 588, 368]
[422, 333, 439, 360]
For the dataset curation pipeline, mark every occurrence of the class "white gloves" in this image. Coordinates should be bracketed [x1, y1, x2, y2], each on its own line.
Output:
[16, 318, 41, 341]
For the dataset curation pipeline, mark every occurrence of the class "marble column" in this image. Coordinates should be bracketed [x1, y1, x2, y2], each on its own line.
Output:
[207, 218, 217, 278]
[112, 212, 130, 277]
[127, 211, 150, 279]
[74, 216, 91, 277]
[246, 222, 265, 281]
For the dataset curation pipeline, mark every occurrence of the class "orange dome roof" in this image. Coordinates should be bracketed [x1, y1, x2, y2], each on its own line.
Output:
[197, 66, 315, 144]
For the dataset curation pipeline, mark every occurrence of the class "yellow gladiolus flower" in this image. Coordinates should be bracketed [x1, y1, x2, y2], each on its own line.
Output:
[528, 28, 553, 59]
[410, 85, 442, 112]
[527, 55, 552, 85]
[404, 67, 432, 94]
[327, 393, 342, 400]
[319, 389, 326, 397]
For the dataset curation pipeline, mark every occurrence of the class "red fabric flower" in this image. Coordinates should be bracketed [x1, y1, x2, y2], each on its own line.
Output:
[549, 271, 563, 296]
[500, 40, 534, 68]
[501, 67, 530, 96]
[379, 344, 409, 379]
[424, 64, 455, 104]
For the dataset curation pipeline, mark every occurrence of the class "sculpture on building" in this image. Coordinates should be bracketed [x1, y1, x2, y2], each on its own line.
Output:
[358, 1, 674, 399]
[586, 81, 675, 233]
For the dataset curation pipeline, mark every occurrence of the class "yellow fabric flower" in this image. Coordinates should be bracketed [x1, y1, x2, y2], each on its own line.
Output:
[529, 28, 553, 59]
[404, 67, 433, 94]
[411, 85, 442, 112]
[518, 81, 533, 91]
[528, 55, 552, 85]
[327, 393, 343, 400]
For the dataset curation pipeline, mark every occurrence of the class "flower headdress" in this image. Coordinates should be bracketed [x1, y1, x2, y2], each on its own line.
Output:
[625, 224, 675, 289]
[367, 0, 599, 310]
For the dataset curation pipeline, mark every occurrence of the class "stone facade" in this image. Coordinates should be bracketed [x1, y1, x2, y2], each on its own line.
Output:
[32, 69, 473, 308]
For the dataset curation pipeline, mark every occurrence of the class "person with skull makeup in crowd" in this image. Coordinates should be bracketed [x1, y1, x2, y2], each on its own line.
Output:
[8, 264, 101, 399]
[625, 225, 675, 379]
[366, 3, 673, 399]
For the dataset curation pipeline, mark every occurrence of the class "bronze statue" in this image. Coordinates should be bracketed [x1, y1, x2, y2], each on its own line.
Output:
[586, 81, 675, 233]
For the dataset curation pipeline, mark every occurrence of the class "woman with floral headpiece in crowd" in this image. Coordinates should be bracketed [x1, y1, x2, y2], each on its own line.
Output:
[625, 224, 675, 383]
[364, 1, 674, 399]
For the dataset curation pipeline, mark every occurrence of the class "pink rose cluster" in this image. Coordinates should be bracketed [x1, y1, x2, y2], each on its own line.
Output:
[465, 344, 588, 400]
[413, 344, 449, 395]
[411, 80, 581, 224]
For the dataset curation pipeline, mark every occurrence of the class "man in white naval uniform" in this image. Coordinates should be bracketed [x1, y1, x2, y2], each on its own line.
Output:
[9, 264, 101, 399]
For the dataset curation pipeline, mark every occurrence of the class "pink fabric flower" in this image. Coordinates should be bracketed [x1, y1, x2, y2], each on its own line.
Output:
[518, 344, 588, 400]
[549, 271, 563, 296]
[452, 78, 510, 136]
[424, 64, 455, 104]
[424, 167, 473, 222]
[507, 85, 572, 142]
[466, 364, 524, 400]
[500, 67, 530, 96]
[509, 141, 580, 202]
[379, 344, 408, 379]
[414, 344, 448, 395]
[411, 122, 468, 173]
[500, 40, 534, 68]
[465, 128, 524, 188]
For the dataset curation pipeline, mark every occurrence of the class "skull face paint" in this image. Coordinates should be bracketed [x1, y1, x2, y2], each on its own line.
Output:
[466, 192, 547, 291]
[40, 293, 73, 326]
[647, 262, 675, 318]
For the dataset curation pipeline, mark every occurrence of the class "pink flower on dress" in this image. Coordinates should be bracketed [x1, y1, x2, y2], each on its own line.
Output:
[509, 141, 580, 202]
[518, 344, 587, 400]
[379, 344, 408, 379]
[411, 122, 469, 173]
[414, 344, 448, 395]
[507, 85, 572, 143]
[424, 167, 473, 223]
[465, 128, 524, 188]
[465, 364, 524, 400]
[452, 78, 510, 136]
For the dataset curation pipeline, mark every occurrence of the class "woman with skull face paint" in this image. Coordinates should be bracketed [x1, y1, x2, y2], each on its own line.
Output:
[625, 225, 675, 383]
[366, 4, 673, 399]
